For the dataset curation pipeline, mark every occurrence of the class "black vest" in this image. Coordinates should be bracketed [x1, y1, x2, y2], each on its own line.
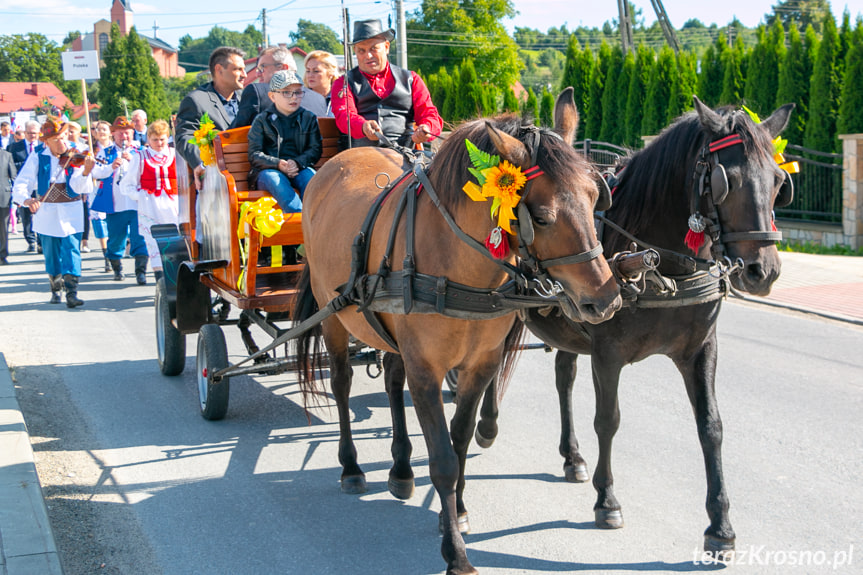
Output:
[345, 64, 414, 148]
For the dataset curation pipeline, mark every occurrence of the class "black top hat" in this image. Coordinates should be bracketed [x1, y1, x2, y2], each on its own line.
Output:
[351, 19, 395, 45]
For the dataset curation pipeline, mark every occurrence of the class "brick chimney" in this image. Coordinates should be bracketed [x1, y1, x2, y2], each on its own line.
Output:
[31, 83, 39, 96]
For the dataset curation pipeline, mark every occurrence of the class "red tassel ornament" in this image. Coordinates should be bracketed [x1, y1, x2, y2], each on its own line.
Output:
[485, 227, 510, 259]
[685, 229, 705, 253]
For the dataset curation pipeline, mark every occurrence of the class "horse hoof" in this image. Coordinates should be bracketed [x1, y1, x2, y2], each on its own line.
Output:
[564, 462, 589, 483]
[474, 427, 495, 449]
[704, 534, 736, 563]
[340, 475, 367, 495]
[595, 508, 624, 529]
[387, 475, 415, 500]
[438, 511, 471, 534]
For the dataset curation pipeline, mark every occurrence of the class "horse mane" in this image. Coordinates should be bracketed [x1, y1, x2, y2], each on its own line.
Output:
[605, 106, 777, 253]
[428, 113, 595, 215]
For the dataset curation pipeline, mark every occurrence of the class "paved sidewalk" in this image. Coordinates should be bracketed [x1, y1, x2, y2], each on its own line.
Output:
[0, 236, 860, 575]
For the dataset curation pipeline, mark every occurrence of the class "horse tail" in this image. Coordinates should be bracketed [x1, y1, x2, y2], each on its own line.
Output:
[494, 316, 527, 404]
[293, 262, 327, 421]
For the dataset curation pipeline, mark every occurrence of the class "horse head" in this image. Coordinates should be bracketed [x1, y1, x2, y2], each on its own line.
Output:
[693, 96, 795, 296]
[474, 92, 620, 324]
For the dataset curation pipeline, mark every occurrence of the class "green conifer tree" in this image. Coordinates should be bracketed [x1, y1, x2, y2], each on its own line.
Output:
[599, 46, 624, 143]
[456, 59, 483, 121]
[624, 44, 654, 147]
[697, 35, 727, 107]
[442, 65, 459, 123]
[837, 22, 863, 135]
[804, 11, 841, 152]
[539, 86, 555, 127]
[99, 25, 169, 121]
[523, 87, 540, 126]
[744, 21, 785, 116]
[668, 49, 697, 123]
[613, 51, 634, 145]
[776, 23, 809, 145]
[503, 87, 520, 113]
[585, 41, 612, 139]
[720, 35, 747, 105]
[642, 46, 677, 136]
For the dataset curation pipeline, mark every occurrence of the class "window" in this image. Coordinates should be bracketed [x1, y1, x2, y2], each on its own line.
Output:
[99, 33, 109, 53]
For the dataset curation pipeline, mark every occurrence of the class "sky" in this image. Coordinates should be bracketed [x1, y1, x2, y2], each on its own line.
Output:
[0, 0, 857, 54]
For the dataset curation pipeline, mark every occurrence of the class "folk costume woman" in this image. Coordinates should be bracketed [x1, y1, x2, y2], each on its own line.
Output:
[120, 120, 179, 283]
[11, 116, 95, 307]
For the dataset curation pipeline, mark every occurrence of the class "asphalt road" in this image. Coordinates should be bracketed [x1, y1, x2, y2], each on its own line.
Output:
[2, 245, 862, 575]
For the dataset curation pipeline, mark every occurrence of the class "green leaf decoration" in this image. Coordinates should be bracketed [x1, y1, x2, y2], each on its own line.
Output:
[741, 105, 761, 124]
[200, 112, 213, 125]
[465, 139, 499, 172]
[774, 137, 788, 155]
[490, 196, 501, 219]
[468, 166, 487, 185]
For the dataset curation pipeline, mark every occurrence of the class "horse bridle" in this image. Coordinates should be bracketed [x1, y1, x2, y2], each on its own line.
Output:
[689, 133, 785, 262]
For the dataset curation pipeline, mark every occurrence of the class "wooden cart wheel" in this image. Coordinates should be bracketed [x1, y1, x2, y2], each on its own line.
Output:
[156, 277, 186, 376]
[196, 324, 230, 420]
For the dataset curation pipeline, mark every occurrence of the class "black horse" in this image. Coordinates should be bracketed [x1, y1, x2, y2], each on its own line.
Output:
[471, 95, 795, 559]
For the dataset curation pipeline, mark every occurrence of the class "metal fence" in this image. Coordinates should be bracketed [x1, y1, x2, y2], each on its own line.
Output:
[574, 139, 630, 170]
[776, 144, 843, 224]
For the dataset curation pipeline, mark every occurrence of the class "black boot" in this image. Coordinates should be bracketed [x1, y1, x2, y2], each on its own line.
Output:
[49, 275, 63, 304]
[63, 274, 84, 308]
[153, 270, 163, 283]
[110, 259, 123, 281]
[134, 255, 148, 285]
[102, 249, 111, 272]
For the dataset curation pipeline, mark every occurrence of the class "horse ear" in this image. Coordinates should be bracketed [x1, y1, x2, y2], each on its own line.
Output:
[485, 121, 530, 167]
[761, 103, 796, 139]
[553, 87, 579, 145]
[693, 95, 724, 134]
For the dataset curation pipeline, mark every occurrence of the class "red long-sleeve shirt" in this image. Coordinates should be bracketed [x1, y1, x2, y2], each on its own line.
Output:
[331, 63, 443, 141]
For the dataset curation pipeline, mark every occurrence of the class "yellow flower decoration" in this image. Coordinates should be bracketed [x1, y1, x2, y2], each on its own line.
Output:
[193, 113, 219, 167]
[462, 140, 530, 235]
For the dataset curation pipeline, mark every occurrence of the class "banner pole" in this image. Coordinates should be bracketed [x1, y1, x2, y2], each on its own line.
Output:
[80, 78, 93, 153]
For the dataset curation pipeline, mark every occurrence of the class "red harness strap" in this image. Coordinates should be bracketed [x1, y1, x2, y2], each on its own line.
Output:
[708, 134, 744, 153]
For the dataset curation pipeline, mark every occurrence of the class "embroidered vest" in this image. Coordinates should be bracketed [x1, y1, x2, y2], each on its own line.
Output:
[91, 145, 120, 213]
[36, 147, 74, 196]
[140, 149, 177, 197]
[347, 65, 414, 147]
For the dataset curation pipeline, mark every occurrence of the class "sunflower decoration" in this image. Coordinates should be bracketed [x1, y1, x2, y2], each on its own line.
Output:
[193, 113, 220, 167]
[462, 139, 542, 258]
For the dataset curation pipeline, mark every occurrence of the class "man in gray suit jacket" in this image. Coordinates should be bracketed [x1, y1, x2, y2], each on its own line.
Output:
[0, 148, 18, 264]
[175, 46, 247, 189]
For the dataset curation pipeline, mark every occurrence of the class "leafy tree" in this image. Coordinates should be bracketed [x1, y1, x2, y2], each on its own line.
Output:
[804, 11, 841, 152]
[585, 41, 612, 139]
[163, 73, 203, 116]
[776, 23, 810, 145]
[837, 23, 863, 135]
[599, 45, 624, 143]
[624, 44, 653, 147]
[522, 87, 539, 126]
[99, 25, 170, 121]
[720, 35, 747, 105]
[697, 35, 726, 107]
[408, 0, 521, 88]
[290, 19, 342, 54]
[744, 21, 785, 116]
[0, 33, 80, 104]
[178, 25, 262, 70]
[766, 0, 832, 34]
[62, 31, 81, 47]
[642, 45, 677, 136]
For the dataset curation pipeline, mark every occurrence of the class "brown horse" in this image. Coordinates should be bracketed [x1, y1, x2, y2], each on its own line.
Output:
[472, 98, 796, 560]
[294, 100, 621, 574]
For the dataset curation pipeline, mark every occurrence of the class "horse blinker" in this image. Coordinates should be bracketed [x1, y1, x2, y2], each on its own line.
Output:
[595, 172, 612, 211]
[709, 163, 729, 205]
[776, 171, 794, 208]
[516, 202, 535, 246]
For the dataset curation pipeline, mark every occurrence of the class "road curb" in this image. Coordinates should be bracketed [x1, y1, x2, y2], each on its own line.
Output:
[0, 353, 64, 575]
[729, 293, 863, 326]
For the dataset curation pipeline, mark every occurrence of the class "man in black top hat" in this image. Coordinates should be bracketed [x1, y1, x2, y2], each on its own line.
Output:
[331, 18, 442, 148]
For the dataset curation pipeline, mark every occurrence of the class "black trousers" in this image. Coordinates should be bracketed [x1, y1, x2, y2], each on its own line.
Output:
[18, 205, 36, 247]
[0, 205, 9, 259]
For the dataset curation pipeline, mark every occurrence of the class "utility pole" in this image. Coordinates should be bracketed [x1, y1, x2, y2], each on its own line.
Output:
[152, 20, 159, 39]
[649, 0, 680, 53]
[261, 8, 268, 48]
[395, 0, 407, 68]
[617, 0, 635, 55]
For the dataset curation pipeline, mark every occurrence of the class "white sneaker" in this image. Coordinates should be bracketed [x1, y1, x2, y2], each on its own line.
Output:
[81, 246, 91, 253]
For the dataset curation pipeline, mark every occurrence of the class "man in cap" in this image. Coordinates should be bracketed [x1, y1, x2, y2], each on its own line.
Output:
[247, 70, 322, 212]
[232, 46, 328, 128]
[12, 117, 96, 307]
[175, 46, 247, 189]
[331, 18, 442, 149]
[89, 116, 150, 283]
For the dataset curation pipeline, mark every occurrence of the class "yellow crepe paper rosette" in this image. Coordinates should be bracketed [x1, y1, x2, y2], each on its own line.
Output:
[236, 197, 287, 290]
